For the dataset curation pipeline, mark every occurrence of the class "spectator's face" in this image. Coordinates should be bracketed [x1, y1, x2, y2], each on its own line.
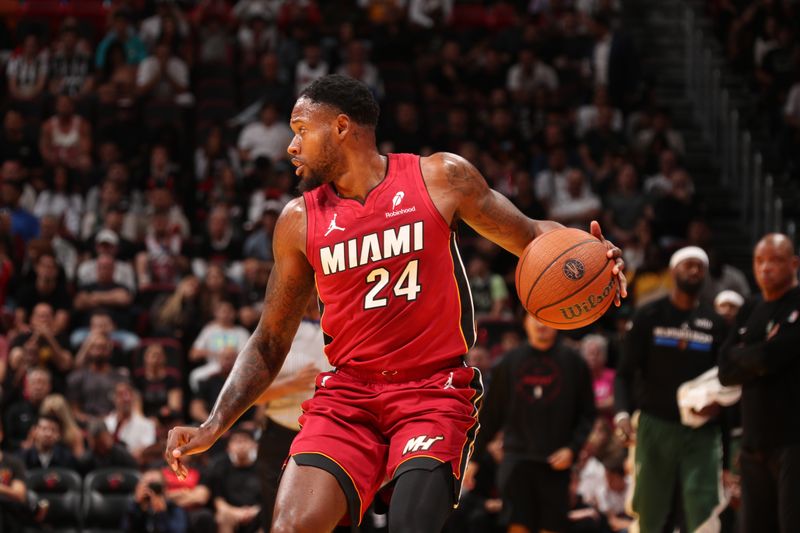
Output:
[672, 258, 706, 295]
[304, 45, 321, 65]
[89, 314, 114, 334]
[113, 16, 129, 37]
[155, 43, 170, 63]
[56, 96, 74, 119]
[25, 371, 52, 403]
[446, 109, 467, 132]
[617, 165, 637, 190]
[35, 419, 60, 450]
[31, 303, 55, 330]
[150, 188, 173, 211]
[205, 265, 226, 291]
[39, 216, 59, 239]
[465, 347, 490, 372]
[548, 149, 566, 171]
[1, 161, 22, 182]
[227, 433, 257, 466]
[23, 35, 39, 57]
[581, 341, 606, 371]
[88, 336, 113, 363]
[262, 211, 278, 234]
[92, 430, 113, 454]
[523, 314, 557, 350]
[113, 383, 133, 412]
[215, 302, 236, 325]
[144, 346, 165, 369]
[100, 181, 122, 207]
[260, 105, 278, 126]
[659, 150, 676, 174]
[467, 256, 489, 278]
[566, 170, 585, 196]
[260, 54, 279, 78]
[669, 171, 693, 202]
[714, 301, 741, 322]
[61, 29, 77, 50]
[208, 208, 229, 237]
[36, 256, 59, 285]
[395, 103, 417, 127]
[96, 256, 115, 283]
[3, 111, 23, 136]
[1, 182, 20, 206]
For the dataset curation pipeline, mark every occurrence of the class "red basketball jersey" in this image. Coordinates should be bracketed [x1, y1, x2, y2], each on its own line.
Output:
[303, 153, 475, 372]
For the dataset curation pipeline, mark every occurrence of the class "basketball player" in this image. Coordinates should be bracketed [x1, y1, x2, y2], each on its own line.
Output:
[165, 75, 627, 532]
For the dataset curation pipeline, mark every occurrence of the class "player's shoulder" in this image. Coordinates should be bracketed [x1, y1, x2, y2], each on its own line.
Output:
[420, 152, 472, 173]
[274, 196, 308, 252]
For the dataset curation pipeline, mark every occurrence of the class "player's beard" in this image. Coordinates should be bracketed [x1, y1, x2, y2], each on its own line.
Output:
[297, 133, 343, 192]
[676, 276, 704, 296]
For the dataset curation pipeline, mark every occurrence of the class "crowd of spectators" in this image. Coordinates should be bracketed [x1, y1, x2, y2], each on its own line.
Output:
[705, 0, 800, 180]
[0, 0, 756, 532]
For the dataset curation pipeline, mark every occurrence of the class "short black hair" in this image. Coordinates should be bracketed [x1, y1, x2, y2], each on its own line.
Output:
[38, 414, 63, 432]
[300, 74, 380, 128]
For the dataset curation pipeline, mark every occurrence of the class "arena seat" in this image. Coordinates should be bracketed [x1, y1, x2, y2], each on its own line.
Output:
[82, 467, 140, 531]
[24, 467, 82, 533]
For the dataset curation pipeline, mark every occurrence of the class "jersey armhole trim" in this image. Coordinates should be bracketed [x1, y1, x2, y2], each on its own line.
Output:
[303, 192, 316, 268]
[415, 155, 453, 233]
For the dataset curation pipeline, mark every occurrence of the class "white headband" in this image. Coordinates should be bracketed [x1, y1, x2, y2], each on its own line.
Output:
[714, 290, 744, 308]
[669, 246, 709, 269]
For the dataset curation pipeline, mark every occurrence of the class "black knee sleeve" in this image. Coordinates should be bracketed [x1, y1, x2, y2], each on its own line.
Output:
[388, 462, 455, 533]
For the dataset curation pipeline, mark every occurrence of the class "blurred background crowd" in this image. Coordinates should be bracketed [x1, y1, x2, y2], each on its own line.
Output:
[0, 0, 791, 532]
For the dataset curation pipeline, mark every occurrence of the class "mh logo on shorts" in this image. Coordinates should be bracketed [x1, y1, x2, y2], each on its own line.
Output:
[402, 435, 444, 455]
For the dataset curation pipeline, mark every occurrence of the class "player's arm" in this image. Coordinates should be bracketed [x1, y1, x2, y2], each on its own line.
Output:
[427, 152, 560, 256]
[423, 152, 626, 297]
[165, 198, 316, 478]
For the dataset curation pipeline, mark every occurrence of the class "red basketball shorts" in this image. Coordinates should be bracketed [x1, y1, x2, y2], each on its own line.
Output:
[288, 363, 484, 525]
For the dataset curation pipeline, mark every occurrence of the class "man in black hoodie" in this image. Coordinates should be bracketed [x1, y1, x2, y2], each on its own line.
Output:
[719, 233, 800, 532]
[467, 314, 596, 533]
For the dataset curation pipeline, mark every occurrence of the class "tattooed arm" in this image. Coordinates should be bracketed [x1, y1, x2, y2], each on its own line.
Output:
[421, 152, 627, 296]
[165, 197, 315, 479]
[421, 152, 562, 256]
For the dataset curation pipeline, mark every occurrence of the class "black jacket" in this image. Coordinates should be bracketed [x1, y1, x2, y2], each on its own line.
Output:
[719, 287, 800, 450]
[475, 341, 596, 462]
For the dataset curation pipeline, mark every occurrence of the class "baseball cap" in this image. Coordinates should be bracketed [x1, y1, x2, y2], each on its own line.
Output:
[96, 229, 119, 246]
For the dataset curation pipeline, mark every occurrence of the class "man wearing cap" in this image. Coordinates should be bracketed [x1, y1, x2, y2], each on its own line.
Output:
[719, 233, 800, 532]
[76, 229, 136, 293]
[615, 246, 729, 532]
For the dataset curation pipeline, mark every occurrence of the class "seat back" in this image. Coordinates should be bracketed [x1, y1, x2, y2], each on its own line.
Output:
[26, 467, 82, 529]
[82, 468, 140, 529]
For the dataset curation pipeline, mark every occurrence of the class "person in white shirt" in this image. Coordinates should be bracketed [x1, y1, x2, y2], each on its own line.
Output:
[136, 41, 190, 105]
[507, 47, 559, 101]
[188, 299, 250, 392]
[104, 381, 156, 462]
[294, 42, 329, 97]
[238, 101, 294, 168]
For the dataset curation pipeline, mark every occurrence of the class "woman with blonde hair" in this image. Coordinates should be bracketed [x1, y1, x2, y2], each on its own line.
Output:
[40, 394, 85, 457]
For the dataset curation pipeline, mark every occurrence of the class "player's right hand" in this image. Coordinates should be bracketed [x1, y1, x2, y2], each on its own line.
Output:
[165, 425, 217, 480]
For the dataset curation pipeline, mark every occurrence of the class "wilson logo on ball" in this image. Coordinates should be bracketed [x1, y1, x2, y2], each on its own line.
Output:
[558, 277, 615, 319]
[562, 259, 585, 280]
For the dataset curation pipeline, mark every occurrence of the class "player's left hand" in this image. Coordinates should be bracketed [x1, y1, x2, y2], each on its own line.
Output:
[590, 220, 627, 306]
[547, 447, 574, 470]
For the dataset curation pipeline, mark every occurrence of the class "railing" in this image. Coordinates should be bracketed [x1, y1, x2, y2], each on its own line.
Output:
[683, 6, 793, 243]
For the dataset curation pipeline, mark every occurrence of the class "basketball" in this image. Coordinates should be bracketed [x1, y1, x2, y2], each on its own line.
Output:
[515, 227, 617, 330]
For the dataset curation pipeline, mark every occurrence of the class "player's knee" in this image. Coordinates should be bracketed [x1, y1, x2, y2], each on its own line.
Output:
[271, 506, 320, 533]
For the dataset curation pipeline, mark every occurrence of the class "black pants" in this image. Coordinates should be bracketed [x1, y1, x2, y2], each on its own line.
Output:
[257, 418, 300, 532]
[740, 445, 800, 533]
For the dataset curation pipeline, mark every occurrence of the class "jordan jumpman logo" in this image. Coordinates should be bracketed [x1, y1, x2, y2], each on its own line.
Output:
[324, 213, 345, 237]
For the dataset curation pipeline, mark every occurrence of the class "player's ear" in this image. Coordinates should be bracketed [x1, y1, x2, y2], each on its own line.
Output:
[335, 114, 350, 139]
